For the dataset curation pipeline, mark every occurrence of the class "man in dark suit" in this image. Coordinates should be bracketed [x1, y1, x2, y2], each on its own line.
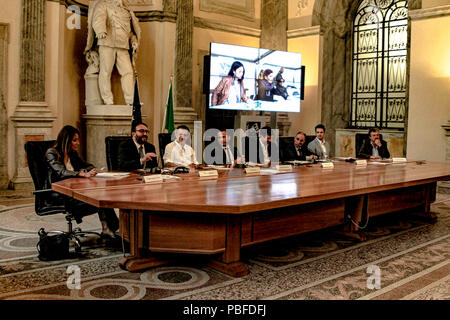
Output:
[280, 131, 316, 162]
[209, 129, 241, 166]
[118, 122, 158, 171]
[357, 128, 390, 159]
[244, 126, 279, 164]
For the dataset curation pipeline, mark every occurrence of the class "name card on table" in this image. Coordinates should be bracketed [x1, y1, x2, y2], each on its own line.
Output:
[393, 158, 407, 163]
[276, 165, 293, 172]
[321, 162, 334, 169]
[245, 167, 261, 174]
[198, 170, 218, 178]
[143, 174, 163, 183]
[355, 160, 367, 166]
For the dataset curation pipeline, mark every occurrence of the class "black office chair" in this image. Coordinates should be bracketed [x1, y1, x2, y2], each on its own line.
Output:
[158, 133, 173, 167]
[105, 136, 130, 171]
[25, 141, 100, 252]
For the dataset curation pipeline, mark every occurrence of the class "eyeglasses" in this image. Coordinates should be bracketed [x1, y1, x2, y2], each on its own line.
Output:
[136, 129, 149, 134]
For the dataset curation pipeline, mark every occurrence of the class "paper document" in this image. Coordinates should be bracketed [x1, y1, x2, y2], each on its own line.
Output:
[260, 169, 280, 175]
[96, 172, 130, 178]
[206, 165, 232, 171]
[368, 162, 390, 165]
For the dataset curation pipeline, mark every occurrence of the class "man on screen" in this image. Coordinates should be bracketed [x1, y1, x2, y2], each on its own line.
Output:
[273, 67, 289, 100]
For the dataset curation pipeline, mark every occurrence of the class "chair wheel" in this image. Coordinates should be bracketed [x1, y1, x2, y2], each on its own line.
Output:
[74, 227, 82, 233]
[75, 245, 82, 253]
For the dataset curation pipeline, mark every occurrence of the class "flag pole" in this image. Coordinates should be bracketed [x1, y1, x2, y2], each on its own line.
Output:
[162, 74, 174, 132]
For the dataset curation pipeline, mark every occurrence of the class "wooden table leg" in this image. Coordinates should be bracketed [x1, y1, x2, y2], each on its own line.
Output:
[335, 195, 367, 241]
[410, 182, 438, 221]
[119, 209, 172, 272]
[207, 215, 249, 277]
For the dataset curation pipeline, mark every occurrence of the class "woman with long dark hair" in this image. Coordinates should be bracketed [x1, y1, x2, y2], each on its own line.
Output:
[257, 69, 275, 101]
[211, 61, 248, 106]
[45, 125, 119, 239]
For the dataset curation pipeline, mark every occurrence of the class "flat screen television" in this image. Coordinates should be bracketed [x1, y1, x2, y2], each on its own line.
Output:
[206, 42, 303, 113]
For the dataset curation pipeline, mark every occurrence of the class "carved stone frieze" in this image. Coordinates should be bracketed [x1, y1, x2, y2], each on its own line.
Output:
[199, 0, 256, 22]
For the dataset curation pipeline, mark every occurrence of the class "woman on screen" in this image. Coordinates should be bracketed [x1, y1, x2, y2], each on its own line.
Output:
[257, 69, 275, 101]
[211, 61, 248, 106]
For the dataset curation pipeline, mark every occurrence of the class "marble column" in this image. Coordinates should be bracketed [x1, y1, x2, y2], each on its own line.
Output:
[10, 0, 55, 190]
[260, 0, 291, 136]
[0, 25, 8, 189]
[174, 0, 197, 131]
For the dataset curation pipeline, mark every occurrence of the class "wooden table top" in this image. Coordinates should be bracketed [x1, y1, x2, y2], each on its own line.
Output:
[52, 161, 450, 214]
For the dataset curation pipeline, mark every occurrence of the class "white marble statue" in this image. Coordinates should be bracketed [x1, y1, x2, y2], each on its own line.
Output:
[84, 0, 141, 105]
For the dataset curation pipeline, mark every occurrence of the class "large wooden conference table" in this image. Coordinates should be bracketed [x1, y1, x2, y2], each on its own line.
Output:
[52, 160, 450, 277]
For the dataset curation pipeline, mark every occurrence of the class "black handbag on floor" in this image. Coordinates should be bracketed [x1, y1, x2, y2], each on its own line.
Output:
[36, 228, 70, 261]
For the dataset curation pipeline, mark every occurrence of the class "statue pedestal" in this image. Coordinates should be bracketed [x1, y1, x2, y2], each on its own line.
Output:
[10, 102, 56, 190]
[82, 105, 133, 170]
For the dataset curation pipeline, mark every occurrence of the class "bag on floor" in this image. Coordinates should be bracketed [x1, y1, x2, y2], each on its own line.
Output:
[36, 228, 69, 261]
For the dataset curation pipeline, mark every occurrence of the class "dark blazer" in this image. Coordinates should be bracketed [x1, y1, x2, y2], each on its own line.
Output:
[357, 139, 390, 159]
[44, 147, 100, 224]
[280, 143, 312, 162]
[45, 148, 94, 186]
[210, 145, 240, 165]
[118, 138, 158, 171]
[244, 136, 279, 163]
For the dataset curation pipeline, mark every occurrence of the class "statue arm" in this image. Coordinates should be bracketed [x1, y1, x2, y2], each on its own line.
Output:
[92, 3, 107, 37]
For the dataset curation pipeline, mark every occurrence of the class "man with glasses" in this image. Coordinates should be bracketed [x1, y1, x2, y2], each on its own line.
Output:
[118, 122, 158, 171]
[163, 125, 198, 167]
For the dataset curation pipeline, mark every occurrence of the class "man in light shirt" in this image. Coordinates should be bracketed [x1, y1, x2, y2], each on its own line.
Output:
[307, 124, 331, 160]
[163, 125, 199, 167]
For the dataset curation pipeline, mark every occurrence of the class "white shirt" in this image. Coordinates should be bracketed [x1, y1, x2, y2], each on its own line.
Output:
[133, 139, 146, 167]
[317, 138, 328, 159]
[163, 141, 198, 166]
[223, 146, 233, 164]
[371, 142, 380, 158]
[259, 139, 270, 164]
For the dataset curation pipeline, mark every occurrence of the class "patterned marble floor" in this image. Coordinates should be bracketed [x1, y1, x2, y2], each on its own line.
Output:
[0, 191, 449, 300]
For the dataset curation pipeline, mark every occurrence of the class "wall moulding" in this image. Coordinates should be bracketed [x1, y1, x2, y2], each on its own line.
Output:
[62, 0, 173, 20]
[287, 25, 320, 38]
[409, 5, 450, 20]
[199, 0, 256, 22]
[194, 17, 261, 37]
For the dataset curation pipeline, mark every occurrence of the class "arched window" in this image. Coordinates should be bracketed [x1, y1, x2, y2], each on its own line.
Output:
[351, 0, 408, 128]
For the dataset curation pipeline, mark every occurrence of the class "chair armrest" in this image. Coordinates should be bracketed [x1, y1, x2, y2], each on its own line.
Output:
[32, 189, 55, 195]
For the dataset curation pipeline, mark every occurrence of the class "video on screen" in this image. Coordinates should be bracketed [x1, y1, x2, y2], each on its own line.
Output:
[208, 42, 302, 113]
